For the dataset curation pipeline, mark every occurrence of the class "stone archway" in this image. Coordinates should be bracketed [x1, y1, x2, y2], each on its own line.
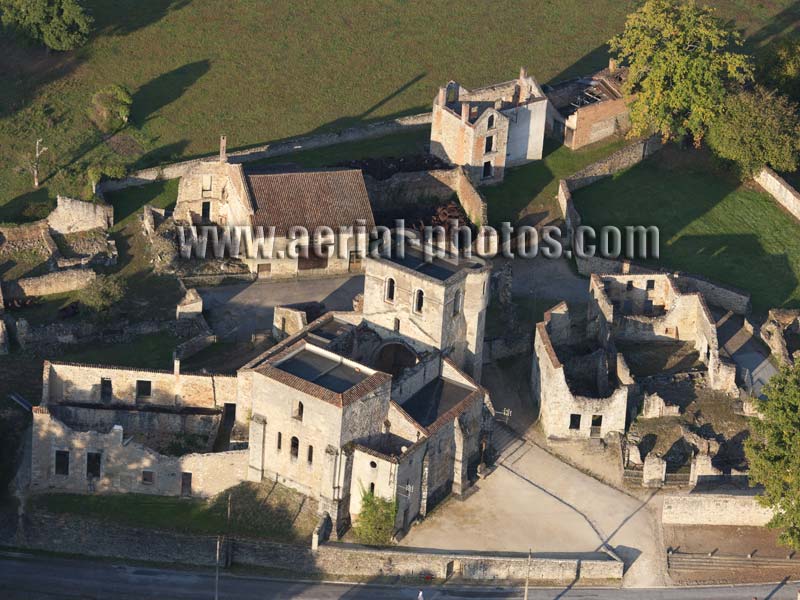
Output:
[374, 341, 418, 378]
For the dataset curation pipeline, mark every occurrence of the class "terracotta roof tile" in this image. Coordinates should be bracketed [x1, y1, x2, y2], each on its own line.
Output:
[245, 169, 375, 236]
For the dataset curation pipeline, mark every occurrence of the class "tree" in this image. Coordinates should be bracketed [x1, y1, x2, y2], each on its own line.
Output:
[609, 0, 752, 144]
[78, 274, 126, 313]
[352, 489, 396, 546]
[707, 86, 800, 176]
[21, 138, 48, 188]
[756, 36, 800, 103]
[90, 84, 133, 132]
[0, 0, 92, 51]
[87, 162, 126, 195]
[746, 361, 800, 550]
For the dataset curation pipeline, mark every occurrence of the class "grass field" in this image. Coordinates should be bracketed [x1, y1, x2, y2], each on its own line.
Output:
[0, 0, 794, 218]
[572, 147, 800, 314]
[30, 480, 318, 543]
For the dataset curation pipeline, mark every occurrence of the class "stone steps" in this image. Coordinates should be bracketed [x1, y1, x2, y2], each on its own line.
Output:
[668, 553, 799, 571]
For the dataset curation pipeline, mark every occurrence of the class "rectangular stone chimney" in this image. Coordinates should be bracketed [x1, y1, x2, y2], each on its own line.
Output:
[219, 135, 228, 163]
[461, 102, 470, 123]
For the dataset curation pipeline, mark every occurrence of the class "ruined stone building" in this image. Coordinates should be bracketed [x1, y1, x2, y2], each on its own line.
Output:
[29, 235, 494, 538]
[430, 68, 548, 184]
[175, 137, 375, 279]
[532, 273, 737, 440]
[544, 62, 630, 150]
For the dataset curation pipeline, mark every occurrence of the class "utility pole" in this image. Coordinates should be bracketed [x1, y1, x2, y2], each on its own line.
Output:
[215, 535, 221, 600]
[523, 548, 531, 600]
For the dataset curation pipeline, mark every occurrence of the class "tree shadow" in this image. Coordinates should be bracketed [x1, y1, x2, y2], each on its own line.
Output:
[132, 60, 211, 126]
[133, 139, 190, 170]
[746, 1, 800, 48]
[546, 44, 613, 85]
[0, 188, 55, 224]
[88, 0, 193, 38]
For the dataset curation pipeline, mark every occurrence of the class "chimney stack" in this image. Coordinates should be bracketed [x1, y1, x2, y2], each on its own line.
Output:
[173, 351, 181, 378]
[519, 66, 528, 81]
[461, 102, 470, 123]
[437, 87, 446, 106]
[219, 135, 227, 163]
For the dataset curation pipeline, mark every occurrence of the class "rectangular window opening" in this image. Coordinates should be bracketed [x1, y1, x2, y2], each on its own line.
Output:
[569, 414, 581, 430]
[86, 452, 101, 478]
[136, 380, 152, 398]
[55, 450, 69, 476]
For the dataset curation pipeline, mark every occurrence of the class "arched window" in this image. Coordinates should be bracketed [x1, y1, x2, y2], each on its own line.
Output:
[290, 436, 299, 459]
[307, 445, 314, 464]
[385, 277, 396, 302]
[414, 289, 425, 314]
[487, 114, 495, 129]
[369, 482, 375, 495]
[294, 401, 304, 421]
[453, 290, 462, 316]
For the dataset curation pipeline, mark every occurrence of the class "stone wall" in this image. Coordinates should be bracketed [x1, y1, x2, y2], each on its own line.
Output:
[575, 256, 751, 315]
[755, 167, 800, 223]
[662, 493, 773, 527]
[98, 113, 432, 194]
[366, 167, 488, 227]
[9, 511, 622, 583]
[482, 332, 533, 363]
[2, 267, 96, 301]
[47, 196, 113, 234]
[30, 409, 247, 497]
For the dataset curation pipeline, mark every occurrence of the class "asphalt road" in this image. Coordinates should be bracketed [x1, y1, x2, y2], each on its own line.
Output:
[0, 553, 797, 600]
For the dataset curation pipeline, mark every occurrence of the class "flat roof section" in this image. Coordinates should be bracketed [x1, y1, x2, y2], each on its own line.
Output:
[276, 348, 368, 393]
[401, 377, 474, 427]
[386, 248, 483, 282]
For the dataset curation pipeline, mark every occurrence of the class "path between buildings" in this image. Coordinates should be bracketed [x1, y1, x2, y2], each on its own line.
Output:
[400, 425, 667, 589]
[716, 314, 778, 398]
[198, 275, 364, 341]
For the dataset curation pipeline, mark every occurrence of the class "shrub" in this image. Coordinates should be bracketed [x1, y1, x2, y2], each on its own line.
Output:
[756, 36, 800, 103]
[352, 489, 396, 546]
[707, 86, 800, 177]
[90, 84, 133, 133]
[79, 274, 126, 313]
[87, 161, 126, 194]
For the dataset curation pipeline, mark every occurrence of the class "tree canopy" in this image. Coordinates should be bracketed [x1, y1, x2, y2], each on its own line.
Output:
[0, 0, 92, 51]
[746, 361, 800, 550]
[756, 36, 800, 103]
[707, 86, 800, 176]
[609, 0, 752, 144]
[352, 489, 396, 546]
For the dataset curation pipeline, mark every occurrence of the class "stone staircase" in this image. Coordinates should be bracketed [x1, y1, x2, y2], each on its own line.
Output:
[492, 421, 527, 463]
[668, 552, 799, 573]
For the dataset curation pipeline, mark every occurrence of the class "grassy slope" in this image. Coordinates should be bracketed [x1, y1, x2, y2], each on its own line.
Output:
[0, 0, 791, 216]
[573, 148, 800, 314]
[30, 481, 318, 543]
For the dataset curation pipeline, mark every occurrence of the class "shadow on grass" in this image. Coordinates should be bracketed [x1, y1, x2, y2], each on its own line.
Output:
[0, 188, 55, 224]
[132, 60, 212, 126]
[89, 0, 192, 38]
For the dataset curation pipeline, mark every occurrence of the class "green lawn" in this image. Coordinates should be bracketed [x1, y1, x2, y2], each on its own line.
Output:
[572, 148, 800, 314]
[59, 331, 179, 369]
[482, 137, 626, 228]
[30, 481, 318, 543]
[0, 0, 791, 216]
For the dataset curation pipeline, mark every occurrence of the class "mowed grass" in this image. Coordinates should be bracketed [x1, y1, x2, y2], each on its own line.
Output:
[572, 148, 800, 314]
[482, 137, 626, 227]
[0, 0, 792, 215]
[30, 481, 318, 543]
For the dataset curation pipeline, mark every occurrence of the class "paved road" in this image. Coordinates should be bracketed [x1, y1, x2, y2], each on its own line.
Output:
[0, 554, 797, 599]
[198, 275, 363, 340]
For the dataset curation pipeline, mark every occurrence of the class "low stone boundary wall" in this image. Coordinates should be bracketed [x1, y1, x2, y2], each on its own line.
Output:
[755, 167, 800, 223]
[98, 113, 432, 194]
[6, 512, 622, 584]
[662, 493, 773, 527]
[2, 268, 96, 301]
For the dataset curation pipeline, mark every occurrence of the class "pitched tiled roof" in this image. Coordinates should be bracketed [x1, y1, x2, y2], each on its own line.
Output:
[244, 169, 375, 235]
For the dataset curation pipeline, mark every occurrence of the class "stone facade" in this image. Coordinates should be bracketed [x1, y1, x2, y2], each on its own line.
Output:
[755, 167, 800, 224]
[545, 63, 630, 150]
[47, 196, 114, 234]
[30, 407, 246, 497]
[430, 68, 548, 184]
